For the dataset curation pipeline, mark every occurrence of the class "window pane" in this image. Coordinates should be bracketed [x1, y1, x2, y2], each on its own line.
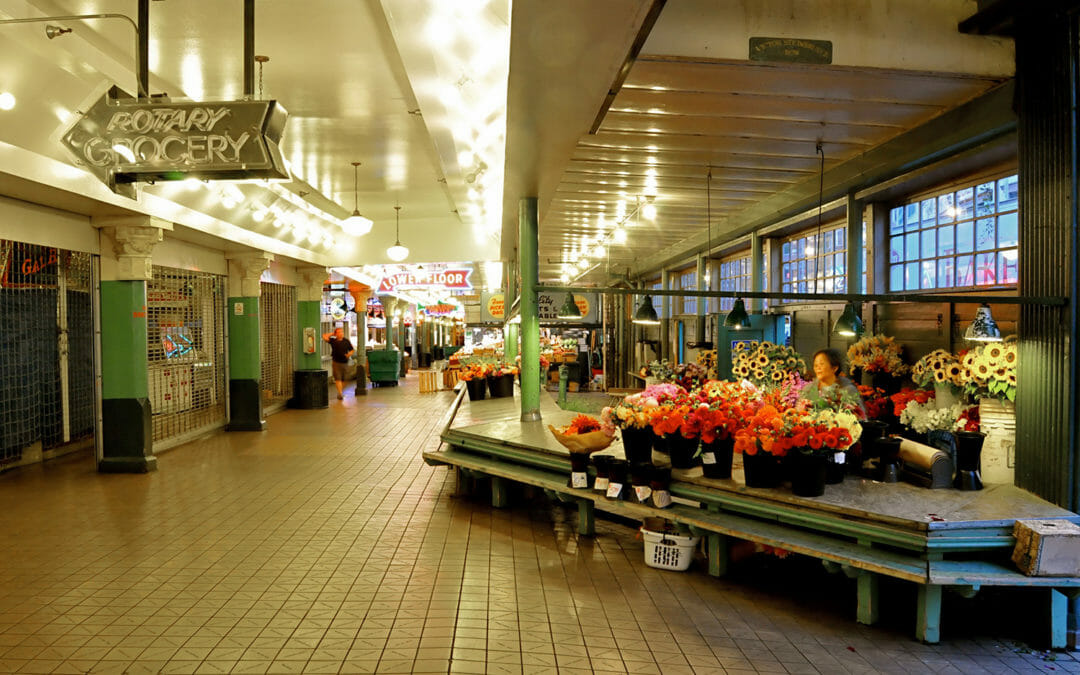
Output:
[956, 187, 974, 220]
[824, 277, 834, 293]
[998, 175, 1018, 212]
[806, 258, 817, 279]
[798, 281, 807, 294]
[975, 181, 996, 216]
[998, 212, 1018, 247]
[905, 262, 920, 290]
[905, 203, 920, 231]
[956, 255, 974, 286]
[976, 217, 996, 251]
[937, 193, 955, 224]
[835, 228, 845, 250]
[905, 232, 920, 261]
[890, 264, 904, 291]
[835, 255, 845, 276]
[890, 207, 905, 235]
[890, 235, 904, 263]
[823, 233, 834, 253]
[783, 283, 791, 294]
[921, 198, 936, 226]
[798, 237, 807, 257]
[956, 220, 974, 253]
[835, 276, 846, 292]
[999, 249, 1019, 284]
[937, 258, 954, 288]
[782, 242, 790, 261]
[938, 225, 955, 256]
[921, 261, 937, 289]
[797, 260, 806, 280]
[976, 252, 997, 285]
[921, 229, 937, 259]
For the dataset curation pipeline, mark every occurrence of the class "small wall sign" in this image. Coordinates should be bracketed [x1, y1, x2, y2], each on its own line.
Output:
[749, 37, 833, 64]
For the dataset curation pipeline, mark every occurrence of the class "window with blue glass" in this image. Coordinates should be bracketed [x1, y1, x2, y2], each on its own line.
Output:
[678, 269, 696, 314]
[888, 173, 1017, 291]
[719, 255, 751, 311]
[780, 223, 851, 301]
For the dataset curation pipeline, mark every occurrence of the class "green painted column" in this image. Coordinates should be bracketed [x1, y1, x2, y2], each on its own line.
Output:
[519, 198, 541, 421]
[750, 232, 764, 313]
[227, 295, 265, 430]
[505, 324, 519, 364]
[505, 260, 519, 365]
[297, 301, 321, 370]
[99, 280, 155, 472]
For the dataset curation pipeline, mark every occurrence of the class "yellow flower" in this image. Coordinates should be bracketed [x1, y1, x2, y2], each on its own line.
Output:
[934, 369, 947, 383]
[752, 369, 766, 381]
[756, 354, 769, 366]
[1002, 344, 1018, 366]
[1007, 372, 1017, 387]
[993, 367, 1008, 382]
[962, 352, 978, 370]
[986, 344, 1004, 362]
[771, 370, 784, 381]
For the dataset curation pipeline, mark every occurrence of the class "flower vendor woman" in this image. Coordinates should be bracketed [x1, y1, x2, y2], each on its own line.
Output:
[800, 348, 867, 417]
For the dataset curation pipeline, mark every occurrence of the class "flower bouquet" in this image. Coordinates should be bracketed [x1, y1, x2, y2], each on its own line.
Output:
[673, 362, 709, 392]
[857, 385, 890, 420]
[602, 383, 686, 464]
[788, 408, 862, 495]
[899, 399, 969, 436]
[694, 381, 753, 479]
[889, 388, 934, 418]
[487, 361, 518, 398]
[731, 341, 807, 389]
[641, 359, 675, 384]
[648, 393, 701, 471]
[912, 348, 965, 408]
[459, 362, 493, 401]
[732, 403, 794, 487]
[847, 333, 909, 376]
[959, 341, 1017, 403]
[548, 414, 616, 488]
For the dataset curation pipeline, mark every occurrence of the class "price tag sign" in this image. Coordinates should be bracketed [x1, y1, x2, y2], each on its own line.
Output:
[606, 482, 623, 499]
[571, 472, 588, 489]
[834, 451, 846, 464]
[633, 485, 652, 502]
[593, 477, 610, 492]
[652, 490, 672, 508]
[702, 451, 716, 465]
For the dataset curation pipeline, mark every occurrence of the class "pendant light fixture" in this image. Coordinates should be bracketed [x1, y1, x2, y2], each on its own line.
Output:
[723, 298, 752, 330]
[341, 162, 373, 236]
[632, 294, 660, 325]
[556, 292, 582, 319]
[832, 302, 865, 337]
[386, 203, 409, 262]
[964, 303, 1001, 341]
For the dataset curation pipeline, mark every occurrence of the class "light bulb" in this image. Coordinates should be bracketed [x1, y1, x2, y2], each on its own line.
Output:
[613, 228, 627, 244]
[642, 202, 657, 220]
[387, 244, 409, 262]
[342, 212, 373, 236]
[0, 92, 15, 111]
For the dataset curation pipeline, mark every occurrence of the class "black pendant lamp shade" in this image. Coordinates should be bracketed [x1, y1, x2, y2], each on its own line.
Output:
[723, 298, 751, 330]
[632, 294, 660, 325]
[556, 292, 582, 319]
[832, 302, 865, 337]
[964, 303, 1001, 342]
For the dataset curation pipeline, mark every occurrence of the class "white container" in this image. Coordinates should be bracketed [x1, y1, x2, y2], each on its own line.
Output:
[979, 398, 1016, 484]
[934, 382, 961, 410]
[641, 528, 700, 571]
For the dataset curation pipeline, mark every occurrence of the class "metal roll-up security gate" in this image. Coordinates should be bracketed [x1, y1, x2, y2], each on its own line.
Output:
[0, 241, 94, 466]
[260, 282, 296, 411]
[147, 266, 226, 447]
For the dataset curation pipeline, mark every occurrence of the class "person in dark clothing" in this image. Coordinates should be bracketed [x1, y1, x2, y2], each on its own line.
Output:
[323, 327, 354, 400]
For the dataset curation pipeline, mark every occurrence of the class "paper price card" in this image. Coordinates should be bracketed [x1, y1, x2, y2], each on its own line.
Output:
[633, 485, 652, 502]
[652, 490, 672, 508]
[571, 472, 588, 488]
[702, 451, 716, 465]
[593, 477, 609, 491]
[606, 482, 623, 499]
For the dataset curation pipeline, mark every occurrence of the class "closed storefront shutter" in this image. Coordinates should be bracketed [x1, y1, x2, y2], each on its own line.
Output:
[260, 282, 296, 410]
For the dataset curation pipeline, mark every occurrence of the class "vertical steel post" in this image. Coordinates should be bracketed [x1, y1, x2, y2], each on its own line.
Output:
[137, 0, 149, 98]
[847, 193, 863, 294]
[505, 260, 519, 364]
[660, 269, 671, 362]
[243, 0, 255, 97]
[751, 232, 764, 313]
[695, 255, 706, 343]
[519, 198, 541, 422]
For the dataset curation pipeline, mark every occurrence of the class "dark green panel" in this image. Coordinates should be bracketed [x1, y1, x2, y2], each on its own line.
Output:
[100, 280, 148, 400]
[228, 296, 261, 381]
[99, 397, 155, 473]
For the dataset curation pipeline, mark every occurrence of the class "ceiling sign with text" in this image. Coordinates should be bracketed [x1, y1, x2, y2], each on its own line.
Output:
[376, 267, 473, 293]
[60, 86, 289, 199]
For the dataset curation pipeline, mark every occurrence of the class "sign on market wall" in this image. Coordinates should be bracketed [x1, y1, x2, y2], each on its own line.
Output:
[60, 86, 289, 199]
[480, 290, 599, 324]
[376, 265, 473, 294]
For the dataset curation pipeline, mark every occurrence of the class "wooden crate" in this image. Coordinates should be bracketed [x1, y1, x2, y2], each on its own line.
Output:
[1012, 519, 1080, 576]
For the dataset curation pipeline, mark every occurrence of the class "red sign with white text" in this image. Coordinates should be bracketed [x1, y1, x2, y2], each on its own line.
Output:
[377, 268, 472, 293]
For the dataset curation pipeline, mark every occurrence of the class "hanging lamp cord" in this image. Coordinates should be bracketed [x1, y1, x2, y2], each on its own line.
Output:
[815, 142, 825, 292]
[352, 163, 360, 212]
[394, 204, 401, 244]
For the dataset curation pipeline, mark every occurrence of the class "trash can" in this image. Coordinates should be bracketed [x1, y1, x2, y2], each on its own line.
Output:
[367, 350, 402, 386]
[291, 369, 329, 409]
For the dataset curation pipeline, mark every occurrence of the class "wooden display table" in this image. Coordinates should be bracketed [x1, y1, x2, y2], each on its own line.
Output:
[424, 390, 1080, 647]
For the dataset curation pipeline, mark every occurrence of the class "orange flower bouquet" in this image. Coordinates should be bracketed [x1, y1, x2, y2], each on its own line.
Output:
[458, 362, 493, 381]
[548, 414, 616, 454]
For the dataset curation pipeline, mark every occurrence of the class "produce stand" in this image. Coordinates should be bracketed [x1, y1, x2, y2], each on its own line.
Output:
[424, 390, 1080, 647]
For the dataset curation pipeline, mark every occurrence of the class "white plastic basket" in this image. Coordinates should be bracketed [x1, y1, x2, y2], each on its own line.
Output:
[641, 528, 700, 571]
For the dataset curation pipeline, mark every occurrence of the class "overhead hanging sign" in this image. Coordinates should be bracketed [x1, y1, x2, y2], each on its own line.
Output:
[59, 86, 289, 199]
[479, 291, 599, 324]
[420, 302, 458, 316]
[376, 267, 473, 293]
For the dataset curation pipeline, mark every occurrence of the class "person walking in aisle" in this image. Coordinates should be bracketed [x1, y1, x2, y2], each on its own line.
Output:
[323, 327, 354, 400]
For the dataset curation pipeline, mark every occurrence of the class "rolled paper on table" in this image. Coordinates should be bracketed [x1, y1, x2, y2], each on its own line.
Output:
[898, 437, 954, 488]
[898, 438, 949, 472]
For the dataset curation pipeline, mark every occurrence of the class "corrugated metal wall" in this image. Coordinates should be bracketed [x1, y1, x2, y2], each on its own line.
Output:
[1014, 11, 1078, 509]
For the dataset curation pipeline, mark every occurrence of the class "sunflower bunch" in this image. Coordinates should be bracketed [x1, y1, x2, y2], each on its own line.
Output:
[846, 334, 909, 376]
[960, 340, 1017, 403]
[731, 341, 807, 389]
[911, 349, 964, 389]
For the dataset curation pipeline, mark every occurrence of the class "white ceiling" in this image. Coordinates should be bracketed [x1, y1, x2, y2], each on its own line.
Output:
[0, 0, 1016, 294]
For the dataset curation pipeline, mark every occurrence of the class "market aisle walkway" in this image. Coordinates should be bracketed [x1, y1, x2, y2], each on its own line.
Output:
[0, 376, 1076, 675]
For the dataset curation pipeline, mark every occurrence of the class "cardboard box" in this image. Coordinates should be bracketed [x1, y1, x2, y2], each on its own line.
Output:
[1012, 519, 1080, 576]
[568, 382, 579, 392]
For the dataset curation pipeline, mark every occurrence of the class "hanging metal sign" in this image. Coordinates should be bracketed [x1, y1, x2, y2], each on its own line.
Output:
[376, 267, 473, 293]
[59, 86, 289, 199]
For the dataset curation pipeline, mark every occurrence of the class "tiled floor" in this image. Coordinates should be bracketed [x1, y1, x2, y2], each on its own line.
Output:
[0, 377, 1076, 675]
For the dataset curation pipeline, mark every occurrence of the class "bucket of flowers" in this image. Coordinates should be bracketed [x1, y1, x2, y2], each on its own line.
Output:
[458, 362, 493, 401]
[648, 392, 701, 473]
[602, 383, 686, 465]
[733, 403, 791, 488]
[487, 361, 518, 398]
[787, 408, 862, 496]
[847, 333, 909, 392]
[912, 348, 965, 409]
[673, 362, 709, 392]
[548, 414, 616, 489]
[694, 381, 751, 480]
[731, 341, 807, 390]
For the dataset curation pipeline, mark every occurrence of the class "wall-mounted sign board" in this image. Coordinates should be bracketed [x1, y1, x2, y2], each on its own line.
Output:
[749, 37, 832, 64]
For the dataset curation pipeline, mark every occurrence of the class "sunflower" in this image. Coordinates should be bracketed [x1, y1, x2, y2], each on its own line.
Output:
[947, 364, 962, 380]
[1002, 344, 1018, 366]
[993, 367, 1009, 382]
[752, 369, 766, 381]
[962, 352, 978, 370]
[930, 359, 944, 373]
[756, 354, 769, 367]
[986, 344, 1004, 363]
[734, 341, 747, 352]
[934, 369, 947, 383]
[1007, 372, 1017, 387]
[771, 369, 784, 381]
[975, 361, 991, 379]
[737, 365, 750, 377]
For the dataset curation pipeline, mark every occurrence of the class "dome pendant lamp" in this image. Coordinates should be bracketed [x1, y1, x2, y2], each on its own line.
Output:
[832, 302, 865, 337]
[632, 294, 660, 325]
[386, 204, 409, 262]
[723, 298, 751, 330]
[556, 292, 582, 320]
[964, 303, 1002, 342]
[341, 162, 373, 236]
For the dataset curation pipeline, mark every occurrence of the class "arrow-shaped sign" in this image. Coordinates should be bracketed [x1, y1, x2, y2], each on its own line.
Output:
[60, 86, 290, 199]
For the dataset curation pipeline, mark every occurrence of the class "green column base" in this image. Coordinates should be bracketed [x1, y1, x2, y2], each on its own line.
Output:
[228, 379, 266, 431]
[99, 397, 156, 473]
